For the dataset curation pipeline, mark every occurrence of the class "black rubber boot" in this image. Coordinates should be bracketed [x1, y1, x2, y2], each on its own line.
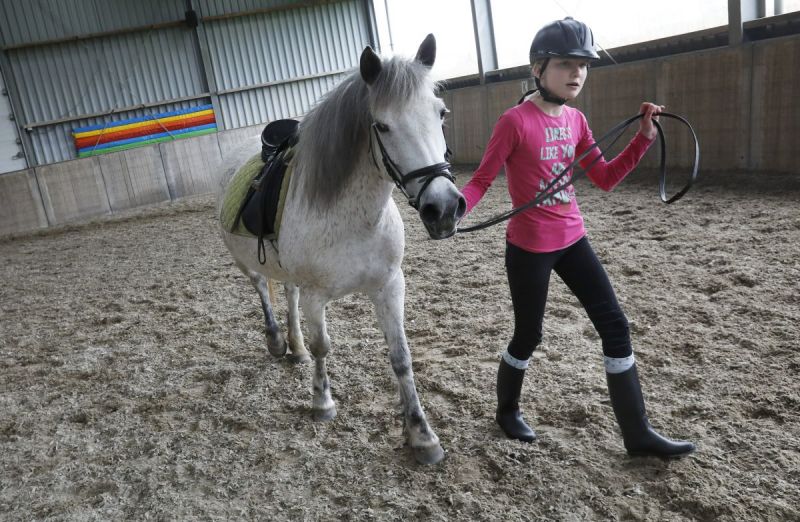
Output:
[606, 364, 696, 458]
[496, 359, 536, 443]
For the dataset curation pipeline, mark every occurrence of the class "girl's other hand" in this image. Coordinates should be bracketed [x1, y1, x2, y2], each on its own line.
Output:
[638, 102, 664, 141]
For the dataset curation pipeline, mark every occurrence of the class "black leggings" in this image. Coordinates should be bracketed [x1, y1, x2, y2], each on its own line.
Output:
[505, 236, 631, 361]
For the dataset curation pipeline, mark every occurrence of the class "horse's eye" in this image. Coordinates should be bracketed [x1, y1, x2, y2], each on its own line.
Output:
[440, 108, 449, 119]
[375, 122, 390, 133]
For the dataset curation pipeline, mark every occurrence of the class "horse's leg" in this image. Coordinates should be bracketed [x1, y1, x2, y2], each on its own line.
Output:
[284, 282, 311, 363]
[369, 270, 444, 465]
[267, 279, 277, 307]
[299, 289, 336, 421]
[247, 270, 287, 357]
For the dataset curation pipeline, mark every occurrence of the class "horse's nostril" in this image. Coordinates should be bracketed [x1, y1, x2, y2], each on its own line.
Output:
[419, 203, 441, 224]
[456, 195, 466, 219]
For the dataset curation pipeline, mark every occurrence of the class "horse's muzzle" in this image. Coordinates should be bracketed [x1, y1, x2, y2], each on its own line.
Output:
[419, 190, 466, 240]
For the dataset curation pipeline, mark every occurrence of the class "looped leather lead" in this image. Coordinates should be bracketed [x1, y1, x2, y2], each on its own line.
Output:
[457, 111, 700, 234]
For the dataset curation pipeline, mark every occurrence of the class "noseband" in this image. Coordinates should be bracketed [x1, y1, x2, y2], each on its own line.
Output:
[368, 123, 454, 209]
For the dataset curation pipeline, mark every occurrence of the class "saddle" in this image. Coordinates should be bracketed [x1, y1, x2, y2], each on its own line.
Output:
[231, 118, 299, 263]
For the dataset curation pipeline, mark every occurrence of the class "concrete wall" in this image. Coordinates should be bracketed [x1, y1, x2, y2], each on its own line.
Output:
[0, 169, 47, 235]
[0, 124, 262, 237]
[443, 34, 800, 175]
[751, 36, 800, 172]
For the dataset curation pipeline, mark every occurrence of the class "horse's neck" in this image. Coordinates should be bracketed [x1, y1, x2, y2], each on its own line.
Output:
[343, 155, 396, 218]
[299, 153, 397, 228]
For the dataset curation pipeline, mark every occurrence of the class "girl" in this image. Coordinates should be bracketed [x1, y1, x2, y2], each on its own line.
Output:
[461, 17, 695, 458]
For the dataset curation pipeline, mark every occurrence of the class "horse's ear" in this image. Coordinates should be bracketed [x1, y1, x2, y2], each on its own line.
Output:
[360, 46, 382, 85]
[415, 33, 436, 68]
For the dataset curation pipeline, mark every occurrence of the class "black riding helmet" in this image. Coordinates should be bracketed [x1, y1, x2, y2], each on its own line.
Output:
[527, 17, 600, 105]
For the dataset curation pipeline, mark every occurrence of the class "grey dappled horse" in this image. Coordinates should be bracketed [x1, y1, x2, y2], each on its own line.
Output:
[217, 35, 465, 464]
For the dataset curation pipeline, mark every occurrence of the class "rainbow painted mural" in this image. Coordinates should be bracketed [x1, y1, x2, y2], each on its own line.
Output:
[72, 104, 217, 158]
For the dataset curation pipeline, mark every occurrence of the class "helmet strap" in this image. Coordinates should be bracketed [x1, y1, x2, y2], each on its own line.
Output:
[533, 59, 567, 106]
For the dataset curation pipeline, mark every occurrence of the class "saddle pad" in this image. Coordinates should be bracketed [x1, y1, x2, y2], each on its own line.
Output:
[219, 153, 294, 240]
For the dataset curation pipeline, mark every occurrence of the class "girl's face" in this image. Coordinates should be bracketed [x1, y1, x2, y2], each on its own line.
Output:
[535, 58, 590, 100]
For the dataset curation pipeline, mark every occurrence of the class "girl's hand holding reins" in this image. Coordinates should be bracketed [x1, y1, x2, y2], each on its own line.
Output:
[638, 102, 664, 141]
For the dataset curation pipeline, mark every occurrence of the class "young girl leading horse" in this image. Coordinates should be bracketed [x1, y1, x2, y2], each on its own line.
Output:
[461, 17, 695, 458]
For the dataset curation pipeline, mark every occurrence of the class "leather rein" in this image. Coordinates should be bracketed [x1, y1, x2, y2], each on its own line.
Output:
[457, 110, 700, 234]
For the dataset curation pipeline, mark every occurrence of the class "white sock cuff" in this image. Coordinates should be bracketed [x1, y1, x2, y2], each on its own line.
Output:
[502, 350, 530, 370]
[604, 354, 635, 374]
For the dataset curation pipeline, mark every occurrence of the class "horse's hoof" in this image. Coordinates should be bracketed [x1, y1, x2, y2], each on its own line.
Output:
[414, 444, 445, 465]
[312, 406, 337, 422]
[267, 338, 288, 357]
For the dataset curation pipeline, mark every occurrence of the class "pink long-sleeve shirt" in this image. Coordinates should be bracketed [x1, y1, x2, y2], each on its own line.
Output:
[461, 100, 654, 253]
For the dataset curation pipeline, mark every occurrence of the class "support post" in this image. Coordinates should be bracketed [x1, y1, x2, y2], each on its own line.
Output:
[362, 0, 380, 51]
[0, 51, 35, 168]
[470, 0, 498, 84]
[729, 0, 762, 45]
[187, 1, 222, 128]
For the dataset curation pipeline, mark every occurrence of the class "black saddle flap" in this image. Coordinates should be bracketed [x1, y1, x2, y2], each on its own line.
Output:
[232, 119, 299, 240]
[240, 157, 286, 237]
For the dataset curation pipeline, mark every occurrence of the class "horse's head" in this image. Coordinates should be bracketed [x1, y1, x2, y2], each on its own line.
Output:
[360, 35, 466, 240]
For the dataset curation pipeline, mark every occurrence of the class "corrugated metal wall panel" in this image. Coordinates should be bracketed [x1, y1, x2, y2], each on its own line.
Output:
[28, 99, 211, 165]
[201, 0, 367, 129]
[201, 1, 365, 88]
[2, 0, 373, 165]
[0, 0, 184, 49]
[195, 0, 307, 18]
[218, 72, 347, 128]
[11, 30, 204, 122]
[9, 28, 206, 163]
[92, 0, 185, 32]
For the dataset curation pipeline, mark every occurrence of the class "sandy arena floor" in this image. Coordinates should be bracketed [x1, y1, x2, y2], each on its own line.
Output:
[1, 169, 798, 520]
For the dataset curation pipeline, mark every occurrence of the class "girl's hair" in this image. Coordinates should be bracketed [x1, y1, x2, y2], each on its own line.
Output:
[531, 59, 546, 78]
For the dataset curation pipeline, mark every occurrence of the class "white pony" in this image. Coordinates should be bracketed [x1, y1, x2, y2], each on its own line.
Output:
[216, 35, 465, 465]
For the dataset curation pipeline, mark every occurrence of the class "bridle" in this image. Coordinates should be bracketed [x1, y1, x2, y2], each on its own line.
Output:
[368, 122, 454, 210]
[457, 111, 700, 233]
